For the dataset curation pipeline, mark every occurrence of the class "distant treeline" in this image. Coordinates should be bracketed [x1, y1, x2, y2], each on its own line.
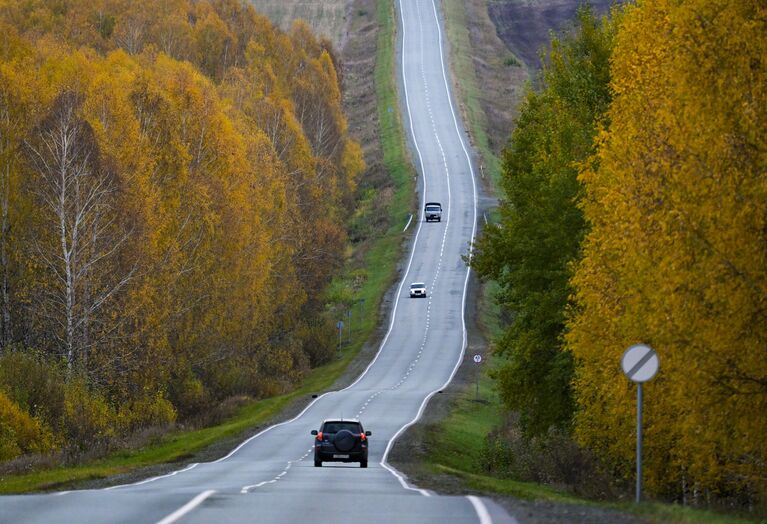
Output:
[0, 0, 363, 459]
[473, 0, 766, 509]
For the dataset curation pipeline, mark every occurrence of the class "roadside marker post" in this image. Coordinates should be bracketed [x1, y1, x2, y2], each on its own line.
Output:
[336, 320, 344, 352]
[473, 354, 482, 400]
[621, 343, 660, 504]
[347, 309, 352, 345]
[357, 298, 365, 338]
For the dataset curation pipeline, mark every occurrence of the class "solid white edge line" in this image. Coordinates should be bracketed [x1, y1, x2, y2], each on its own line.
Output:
[156, 490, 215, 524]
[105, 462, 199, 491]
[467, 496, 494, 524]
[381, 0, 482, 514]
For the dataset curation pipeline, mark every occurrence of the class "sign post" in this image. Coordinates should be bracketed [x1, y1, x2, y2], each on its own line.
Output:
[621, 343, 659, 504]
[347, 309, 352, 345]
[336, 320, 344, 352]
[473, 354, 482, 400]
[357, 298, 365, 337]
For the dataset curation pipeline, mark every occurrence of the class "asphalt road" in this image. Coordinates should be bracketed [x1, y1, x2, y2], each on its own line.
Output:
[1, 1, 516, 522]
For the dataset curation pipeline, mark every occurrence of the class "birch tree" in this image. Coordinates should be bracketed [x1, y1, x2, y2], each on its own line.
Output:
[26, 91, 133, 370]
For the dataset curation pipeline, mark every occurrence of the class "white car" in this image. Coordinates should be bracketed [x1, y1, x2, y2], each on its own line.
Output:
[409, 282, 426, 298]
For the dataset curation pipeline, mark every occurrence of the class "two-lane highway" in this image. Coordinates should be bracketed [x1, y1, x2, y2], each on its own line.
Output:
[1, 1, 516, 522]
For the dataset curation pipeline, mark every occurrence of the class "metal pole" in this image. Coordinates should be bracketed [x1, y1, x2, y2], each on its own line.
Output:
[347, 309, 352, 344]
[358, 298, 365, 330]
[475, 365, 480, 401]
[637, 382, 643, 503]
[338, 324, 342, 351]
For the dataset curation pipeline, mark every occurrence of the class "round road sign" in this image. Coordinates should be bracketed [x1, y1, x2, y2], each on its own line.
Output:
[336, 321, 344, 330]
[621, 344, 659, 383]
[473, 354, 482, 364]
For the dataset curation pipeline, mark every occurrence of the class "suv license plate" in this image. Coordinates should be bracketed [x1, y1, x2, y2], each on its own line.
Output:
[333, 454, 349, 459]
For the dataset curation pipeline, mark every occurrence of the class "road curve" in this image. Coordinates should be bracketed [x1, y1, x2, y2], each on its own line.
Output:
[0, 1, 516, 523]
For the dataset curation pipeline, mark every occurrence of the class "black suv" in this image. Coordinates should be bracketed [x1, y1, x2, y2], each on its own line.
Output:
[311, 419, 371, 468]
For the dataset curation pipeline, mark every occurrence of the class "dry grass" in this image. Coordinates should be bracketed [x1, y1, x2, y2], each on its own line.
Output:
[441, 0, 528, 187]
[247, 0, 351, 45]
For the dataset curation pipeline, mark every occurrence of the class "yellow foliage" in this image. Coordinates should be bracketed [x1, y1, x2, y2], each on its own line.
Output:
[0, 391, 56, 460]
[116, 393, 176, 435]
[63, 380, 115, 447]
[0, 0, 363, 456]
[569, 0, 767, 500]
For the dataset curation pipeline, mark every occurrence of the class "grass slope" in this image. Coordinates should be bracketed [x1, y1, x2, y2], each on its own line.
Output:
[441, 0, 502, 187]
[248, 0, 348, 44]
[0, 0, 416, 495]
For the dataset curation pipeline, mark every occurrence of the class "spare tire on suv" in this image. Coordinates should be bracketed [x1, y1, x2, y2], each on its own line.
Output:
[333, 429, 357, 452]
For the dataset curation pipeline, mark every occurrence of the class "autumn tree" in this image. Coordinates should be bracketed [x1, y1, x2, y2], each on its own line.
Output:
[0, 0, 362, 452]
[471, 6, 618, 437]
[568, 0, 767, 503]
[25, 89, 133, 371]
[0, 26, 34, 348]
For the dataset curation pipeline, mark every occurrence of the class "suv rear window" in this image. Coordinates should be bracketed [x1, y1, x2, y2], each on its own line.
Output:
[425, 205, 440, 211]
[322, 422, 362, 433]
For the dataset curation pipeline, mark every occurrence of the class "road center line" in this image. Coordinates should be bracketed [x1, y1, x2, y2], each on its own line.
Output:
[156, 490, 215, 524]
[383, 0, 480, 506]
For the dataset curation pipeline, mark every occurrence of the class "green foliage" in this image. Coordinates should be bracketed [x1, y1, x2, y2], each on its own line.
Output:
[63, 379, 115, 449]
[167, 360, 209, 419]
[471, 6, 618, 437]
[0, 351, 65, 427]
[96, 14, 115, 40]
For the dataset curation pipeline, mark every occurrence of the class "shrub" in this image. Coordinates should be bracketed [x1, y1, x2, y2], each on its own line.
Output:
[480, 419, 624, 500]
[168, 361, 211, 418]
[298, 317, 336, 367]
[116, 393, 177, 435]
[0, 391, 56, 461]
[0, 350, 66, 430]
[62, 379, 115, 450]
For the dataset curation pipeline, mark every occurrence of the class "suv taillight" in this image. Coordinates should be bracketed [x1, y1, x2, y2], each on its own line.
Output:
[316, 431, 323, 441]
[360, 432, 366, 441]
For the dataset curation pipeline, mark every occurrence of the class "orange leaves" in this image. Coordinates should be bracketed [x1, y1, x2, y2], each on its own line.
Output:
[0, 0, 361, 434]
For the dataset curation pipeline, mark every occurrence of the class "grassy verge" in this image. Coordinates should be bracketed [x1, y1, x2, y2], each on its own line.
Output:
[423, 361, 760, 524]
[1, 358, 352, 493]
[376, 0, 416, 229]
[325, 0, 416, 343]
[0, 0, 415, 495]
[441, 0, 502, 188]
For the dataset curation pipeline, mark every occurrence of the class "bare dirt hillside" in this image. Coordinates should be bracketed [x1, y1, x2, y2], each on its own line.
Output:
[447, 0, 624, 164]
[488, 0, 623, 69]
